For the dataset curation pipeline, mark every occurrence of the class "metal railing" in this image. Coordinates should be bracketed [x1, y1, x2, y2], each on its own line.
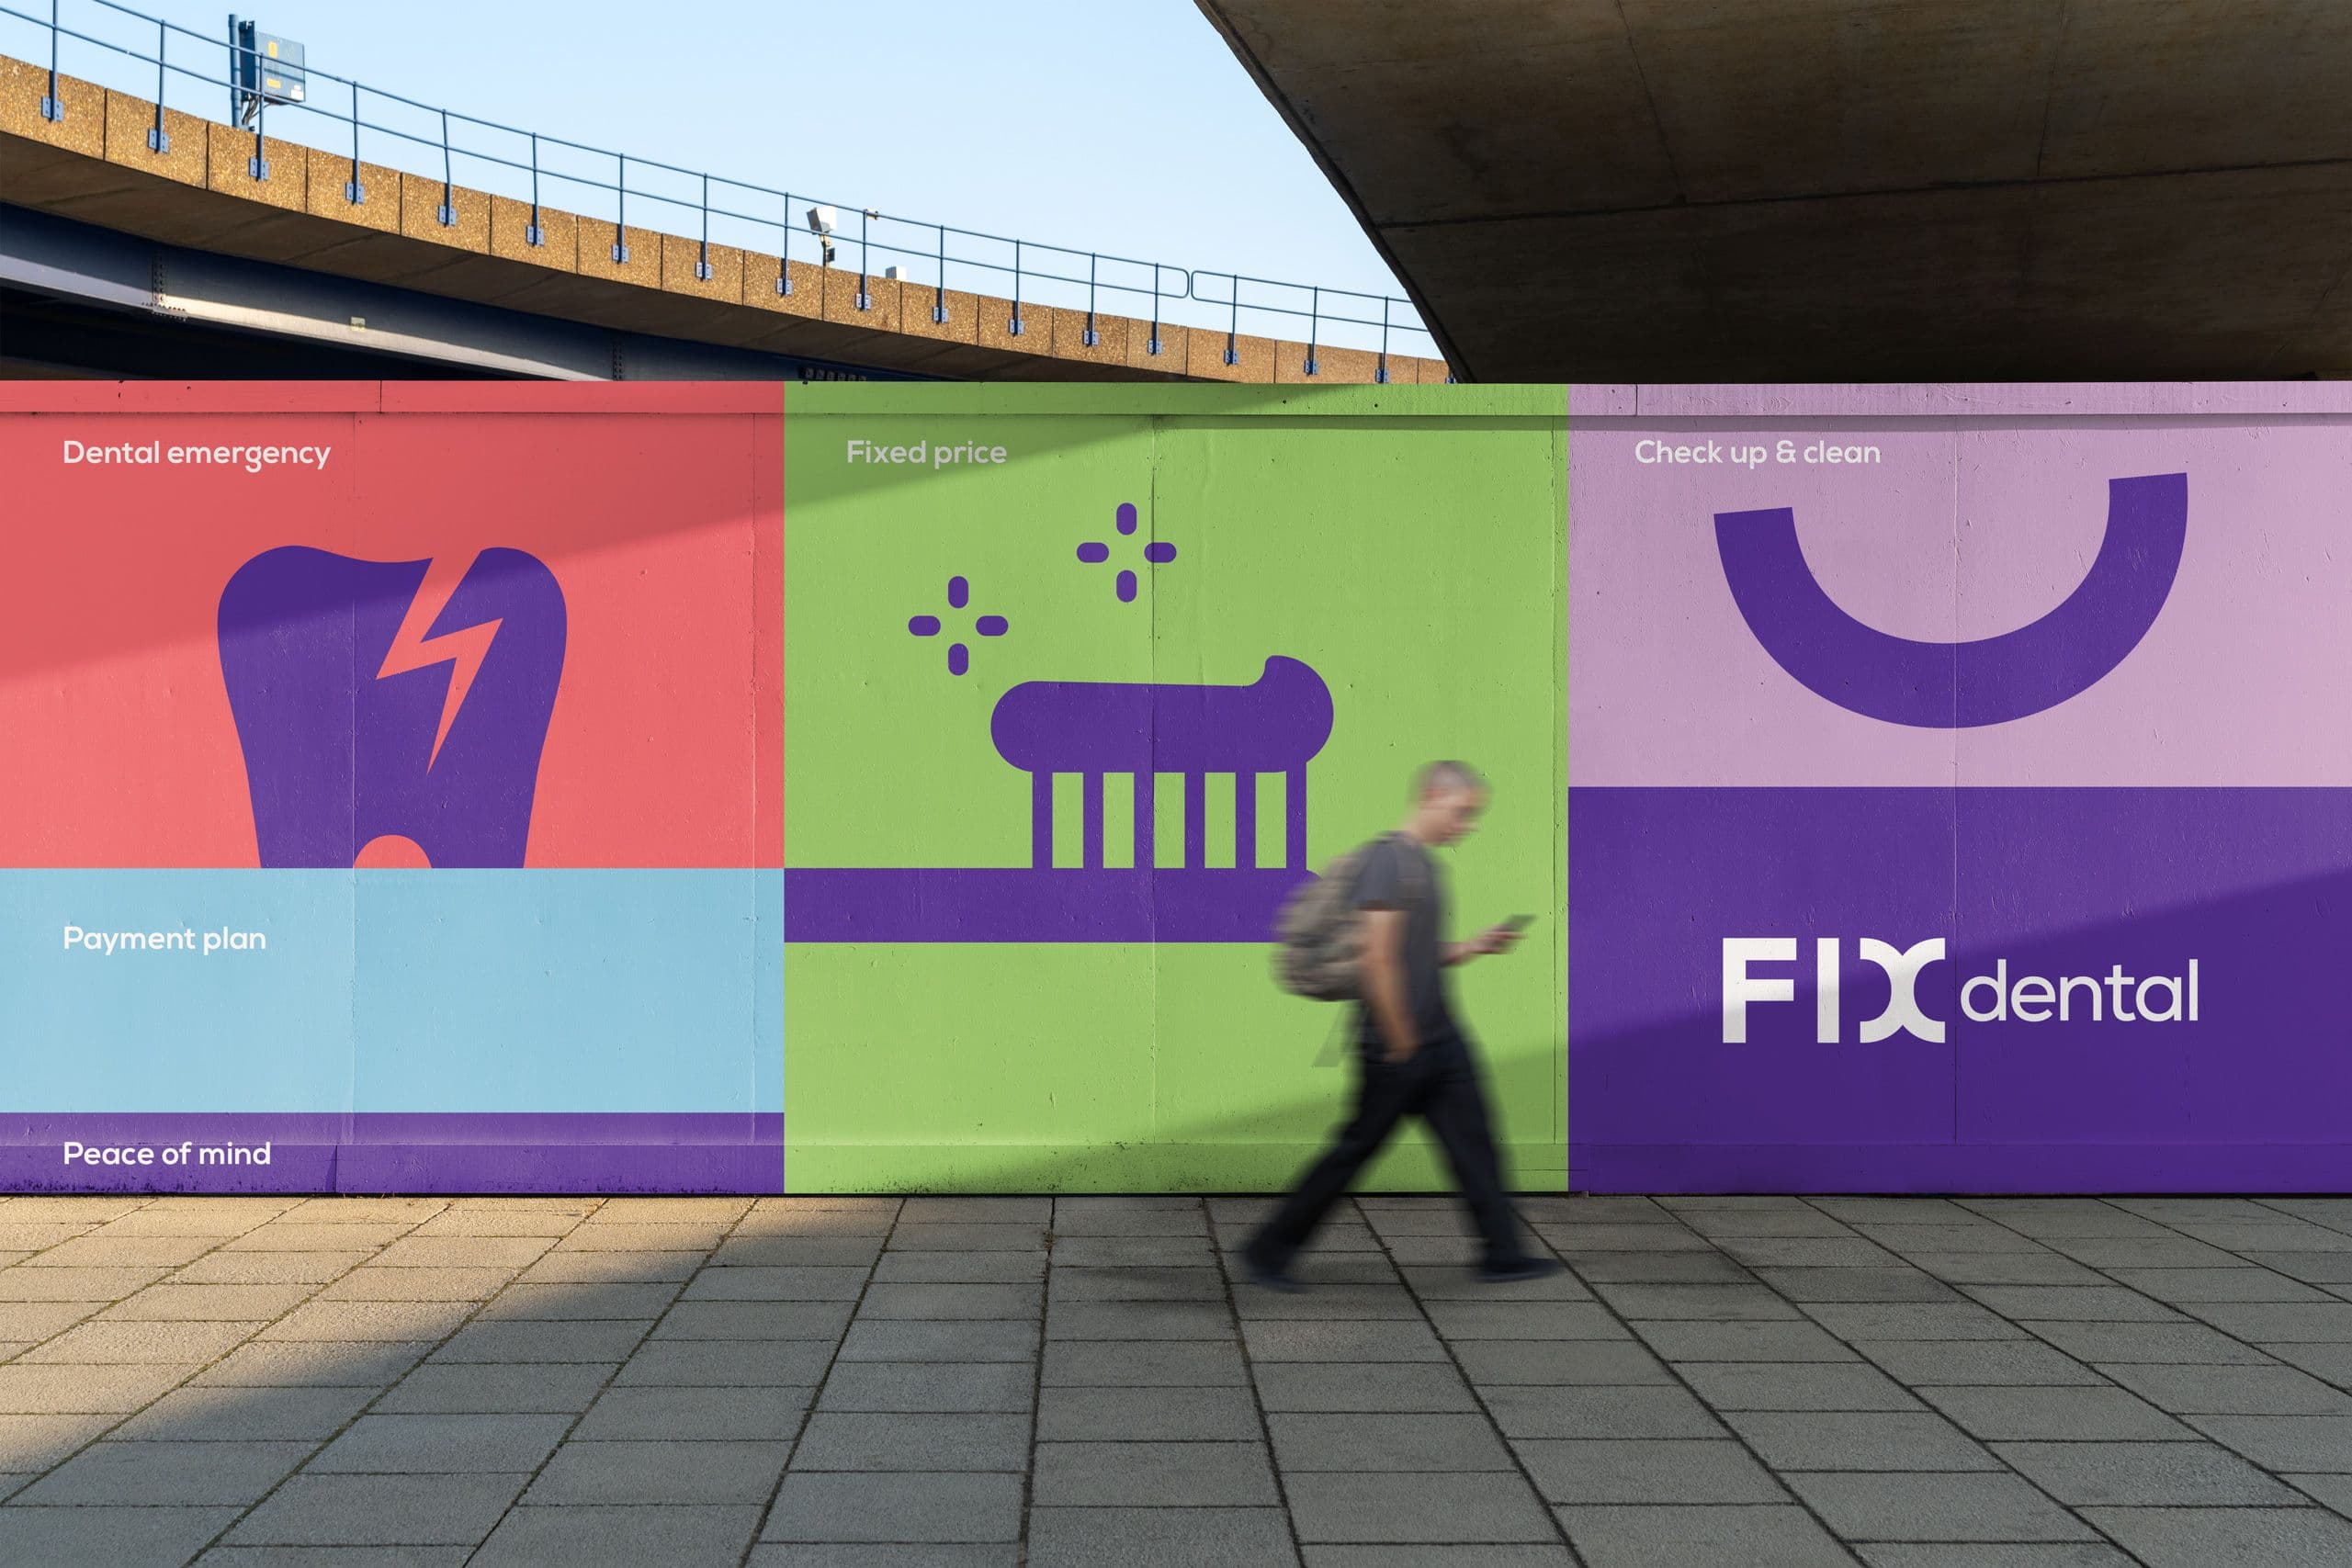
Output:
[2, 0, 1447, 377]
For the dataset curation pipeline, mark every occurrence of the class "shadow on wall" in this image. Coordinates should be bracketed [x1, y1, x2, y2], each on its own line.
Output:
[783, 1031, 1568, 1198]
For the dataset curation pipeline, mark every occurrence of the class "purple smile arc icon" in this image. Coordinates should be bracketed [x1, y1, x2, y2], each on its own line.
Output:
[1714, 471, 2188, 728]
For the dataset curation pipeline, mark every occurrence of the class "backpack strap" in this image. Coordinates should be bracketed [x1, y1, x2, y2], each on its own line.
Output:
[1381, 830, 1430, 910]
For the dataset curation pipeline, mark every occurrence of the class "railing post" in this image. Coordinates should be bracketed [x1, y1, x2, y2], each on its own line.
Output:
[776, 191, 793, 295]
[933, 224, 948, 324]
[1305, 286, 1320, 376]
[1010, 240, 1023, 336]
[1082, 253, 1099, 348]
[40, 0, 62, 121]
[855, 209, 871, 310]
[435, 110, 456, 222]
[345, 82, 364, 202]
[696, 173, 713, 280]
[612, 153, 630, 264]
[1224, 276, 1239, 367]
[148, 19, 169, 151]
[249, 88, 267, 180]
[1376, 297, 1391, 384]
[525, 132, 543, 243]
[1148, 265, 1162, 356]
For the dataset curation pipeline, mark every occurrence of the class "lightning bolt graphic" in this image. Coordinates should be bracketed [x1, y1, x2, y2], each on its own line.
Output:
[376, 553, 502, 769]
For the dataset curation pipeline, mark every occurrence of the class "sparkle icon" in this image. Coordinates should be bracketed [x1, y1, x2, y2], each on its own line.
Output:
[907, 575, 1009, 676]
[1077, 502, 1177, 603]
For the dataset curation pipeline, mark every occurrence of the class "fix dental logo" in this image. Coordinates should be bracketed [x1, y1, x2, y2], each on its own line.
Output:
[1721, 939, 2202, 1044]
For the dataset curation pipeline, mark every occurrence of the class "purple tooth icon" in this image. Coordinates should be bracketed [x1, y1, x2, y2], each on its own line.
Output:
[218, 547, 567, 869]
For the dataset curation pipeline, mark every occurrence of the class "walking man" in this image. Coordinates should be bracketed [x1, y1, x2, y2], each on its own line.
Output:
[1246, 761, 1555, 1289]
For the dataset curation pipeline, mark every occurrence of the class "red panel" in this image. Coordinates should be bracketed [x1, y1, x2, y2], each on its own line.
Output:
[0, 385, 781, 869]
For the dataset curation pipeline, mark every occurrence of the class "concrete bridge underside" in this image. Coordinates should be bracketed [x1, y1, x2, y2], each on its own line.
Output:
[1203, 0, 2352, 382]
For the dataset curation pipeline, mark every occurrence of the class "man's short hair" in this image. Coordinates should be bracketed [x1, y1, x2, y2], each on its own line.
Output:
[1415, 760, 1486, 800]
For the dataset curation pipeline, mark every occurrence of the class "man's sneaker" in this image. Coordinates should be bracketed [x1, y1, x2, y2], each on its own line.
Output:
[1243, 1256, 1309, 1294]
[1476, 1257, 1562, 1284]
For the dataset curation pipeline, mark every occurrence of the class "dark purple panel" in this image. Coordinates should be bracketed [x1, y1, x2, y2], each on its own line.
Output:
[1571, 786, 2352, 1192]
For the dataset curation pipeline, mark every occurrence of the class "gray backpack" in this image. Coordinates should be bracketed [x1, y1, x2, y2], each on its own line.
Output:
[1272, 834, 1423, 1000]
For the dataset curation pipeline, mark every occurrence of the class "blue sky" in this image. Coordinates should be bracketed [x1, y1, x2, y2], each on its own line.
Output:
[12, 0, 1418, 350]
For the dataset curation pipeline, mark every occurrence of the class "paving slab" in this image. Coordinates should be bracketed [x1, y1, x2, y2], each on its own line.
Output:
[1453, 1339, 1675, 1385]
[1024, 1506, 1298, 1567]
[1269, 1411, 1516, 1472]
[1916, 1385, 2193, 1441]
[1557, 1504, 1855, 1567]
[836, 1319, 1036, 1362]
[1284, 1471, 1560, 1542]
[524, 1438, 790, 1502]
[817, 1361, 1035, 1413]
[1851, 1547, 2137, 1568]
[1041, 1338, 1245, 1386]
[1677, 1361, 1924, 1412]
[763, 1471, 1025, 1542]
[790, 1413, 1030, 1472]
[1252, 1361, 1482, 1412]
[1036, 1384, 1262, 1440]
[864, 1251, 1039, 1286]
[616, 1338, 836, 1385]
[1421, 1300, 1625, 1339]
[1851, 1341, 2106, 1387]
[227, 1472, 528, 1545]
[16, 1437, 311, 1504]
[573, 1384, 812, 1439]
[1031, 1439, 1280, 1506]
[306, 1412, 571, 1473]
[1786, 1472, 2100, 1542]
[1483, 1383, 1728, 1439]
[1633, 1321, 1858, 1361]
[194, 1341, 431, 1388]
[1512, 1438, 1788, 1505]
[111, 1382, 378, 1439]
[1302, 1547, 1575, 1567]
[473, 1503, 763, 1566]
[2081, 1504, 2352, 1567]
[2180, 1411, 2352, 1469]
[371, 1361, 617, 1414]
[0, 1504, 242, 1564]
[1991, 1439, 2301, 1506]
[2097, 1361, 2352, 1415]
[1725, 1410, 2002, 1472]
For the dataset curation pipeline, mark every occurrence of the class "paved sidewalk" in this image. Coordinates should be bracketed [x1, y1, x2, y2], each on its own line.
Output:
[3, 1194, 2352, 1563]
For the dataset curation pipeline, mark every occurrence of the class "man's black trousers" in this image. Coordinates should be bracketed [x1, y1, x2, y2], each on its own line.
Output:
[1247, 1030, 1528, 1271]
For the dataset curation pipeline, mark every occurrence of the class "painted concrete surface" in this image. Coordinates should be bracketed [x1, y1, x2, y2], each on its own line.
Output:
[3, 1192, 2352, 1563]
[1566, 391, 2352, 1193]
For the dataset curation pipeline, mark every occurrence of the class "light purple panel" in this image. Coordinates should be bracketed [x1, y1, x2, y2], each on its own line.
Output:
[1568, 385, 2352, 1193]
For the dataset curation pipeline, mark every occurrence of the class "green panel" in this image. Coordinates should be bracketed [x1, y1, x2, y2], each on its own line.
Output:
[783, 386, 1567, 1193]
[1102, 774, 1136, 871]
[785, 411, 1155, 870]
[1254, 773, 1286, 870]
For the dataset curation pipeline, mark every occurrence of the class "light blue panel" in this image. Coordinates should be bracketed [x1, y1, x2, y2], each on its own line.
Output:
[0, 870, 356, 1112]
[352, 869, 777, 1113]
[756, 866, 784, 1113]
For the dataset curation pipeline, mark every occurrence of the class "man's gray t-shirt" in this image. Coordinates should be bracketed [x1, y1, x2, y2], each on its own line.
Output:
[1352, 834, 1453, 1046]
